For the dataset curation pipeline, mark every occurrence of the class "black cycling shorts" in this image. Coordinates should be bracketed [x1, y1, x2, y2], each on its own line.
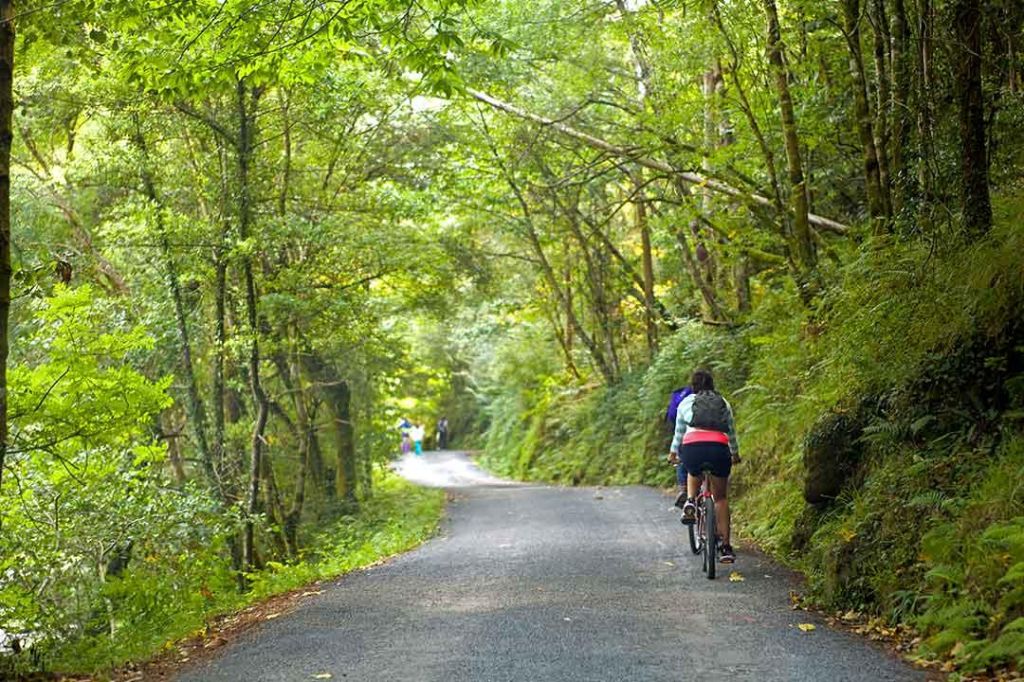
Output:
[680, 442, 732, 479]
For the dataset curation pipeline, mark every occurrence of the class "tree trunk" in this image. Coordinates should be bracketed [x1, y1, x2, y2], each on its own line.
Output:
[869, 0, 894, 217]
[917, 0, 935, 209]
[212, 250, 228, 472]
[274, 347, 311, 553]
[1009, 27, 1019, 94]
[699, 63, 724, 313]
[763, 0, 817, 277]
[569, 200, 675, 328]
[300, 350, 358, 510]
[562, 196, 620, 381]
[0, 0, 12, 503]
[636, 181, 657, 357]
[673, 202, 730, 324]
[527, 217, 614, 383]
[890, 0, 911, 211]
[841, 0, 888, 229]
[953, 0, 993, 236]
[260, 450, 290, 558]
[307, 399, 333, 508]
[561, 244, 578, 376]
[328, 376, 356, 508]
[712, 1, 786, 217]
[162, 412, 188, 485]
[237, 80, 270, 573]
[278, 89, 291, 218]
[211, 140, 231, 491]
[734, 255, 752, 314]
[133, 121, 217, 490]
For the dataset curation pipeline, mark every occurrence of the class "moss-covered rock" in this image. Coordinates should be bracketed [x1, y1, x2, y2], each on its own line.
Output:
[803, 408, 867, 506]
[790, 504, 822, 552]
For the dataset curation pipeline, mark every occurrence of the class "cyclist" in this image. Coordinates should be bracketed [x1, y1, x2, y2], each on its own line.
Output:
[667, 368, 741, 564]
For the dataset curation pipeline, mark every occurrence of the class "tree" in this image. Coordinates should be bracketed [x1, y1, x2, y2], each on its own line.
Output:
[0, 0, 12, 503]
[953, 0, 993, 236]
[763, 0, 816, 275]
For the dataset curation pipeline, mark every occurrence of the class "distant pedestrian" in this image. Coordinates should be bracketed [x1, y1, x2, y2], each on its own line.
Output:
[410, 423, 425, 456]
[398, 417, 412, 455]
[436, 416, 449, 450]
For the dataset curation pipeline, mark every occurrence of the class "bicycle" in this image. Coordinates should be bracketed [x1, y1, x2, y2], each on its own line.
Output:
[686, 464, 719, 580]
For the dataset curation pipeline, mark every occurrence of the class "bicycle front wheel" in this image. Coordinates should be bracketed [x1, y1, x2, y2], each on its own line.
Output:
[703, 496, 716, 580]
[688, 520, 700, 555]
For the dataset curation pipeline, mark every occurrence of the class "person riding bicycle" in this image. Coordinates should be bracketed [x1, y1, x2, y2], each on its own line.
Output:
[667, 368, 741, 564]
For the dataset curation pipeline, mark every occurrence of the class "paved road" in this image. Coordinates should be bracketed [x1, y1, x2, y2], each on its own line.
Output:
[179, 452, 926, 682]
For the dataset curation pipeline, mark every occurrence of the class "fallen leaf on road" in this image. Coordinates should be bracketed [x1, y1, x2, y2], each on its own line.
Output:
[301, 590, 324, 597]
[265, 613, 280, 620]
[663, 561, 675, 567]
[797, 623, 816, 632]
[563, 617, 572, 622]
[312, 674, 333, 679]
[729, 572, 745, 582]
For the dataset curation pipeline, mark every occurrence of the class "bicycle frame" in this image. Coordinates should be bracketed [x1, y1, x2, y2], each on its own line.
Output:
[693, 468, 718, 579]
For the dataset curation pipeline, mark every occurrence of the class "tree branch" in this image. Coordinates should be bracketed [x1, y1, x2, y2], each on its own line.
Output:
[466, 88, 850, 235]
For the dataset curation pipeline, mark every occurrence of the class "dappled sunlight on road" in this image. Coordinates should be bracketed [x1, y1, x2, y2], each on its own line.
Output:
[392, 451, 515, 488]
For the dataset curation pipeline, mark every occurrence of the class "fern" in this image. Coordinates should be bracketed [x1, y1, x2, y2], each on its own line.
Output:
[1002, 617, 1024, 633]
[998, 562, 1024, 586]
[859, 419, 907, 448]
[924, 564, 965, 588]
[908, 490, 947, 510]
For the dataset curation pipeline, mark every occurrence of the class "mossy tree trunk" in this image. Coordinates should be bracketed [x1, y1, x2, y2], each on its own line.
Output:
[889, 0, 911, 213]
[953, 0, 993, 237]
[236, 79, 270, 572]
[0, 0, 12, 504]
[841, 0, 889, 230]
[763, 0, 817, 276]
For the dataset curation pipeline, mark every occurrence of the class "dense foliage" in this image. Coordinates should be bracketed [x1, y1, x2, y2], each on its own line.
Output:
[2, 0, 470, 673]
[478, 214, 1024, 673]
[0, 0, 1021, 677]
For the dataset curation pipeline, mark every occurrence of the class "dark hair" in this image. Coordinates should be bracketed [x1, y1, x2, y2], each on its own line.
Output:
[691, 368, 715, 393]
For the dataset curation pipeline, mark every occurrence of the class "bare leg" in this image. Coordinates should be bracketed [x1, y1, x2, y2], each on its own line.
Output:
[710, 475, 731, 544]
[687, 473, 700, 500]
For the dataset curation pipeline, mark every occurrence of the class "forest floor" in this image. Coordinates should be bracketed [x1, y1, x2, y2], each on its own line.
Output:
[165, 451, 932, 682]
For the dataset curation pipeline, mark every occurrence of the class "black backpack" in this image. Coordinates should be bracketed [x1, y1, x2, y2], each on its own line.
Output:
[687, 391, 730, 432]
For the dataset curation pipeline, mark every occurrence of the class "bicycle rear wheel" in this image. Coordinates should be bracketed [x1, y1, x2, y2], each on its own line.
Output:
[703, 496, 717, 580]
[688, 518, 700, 555]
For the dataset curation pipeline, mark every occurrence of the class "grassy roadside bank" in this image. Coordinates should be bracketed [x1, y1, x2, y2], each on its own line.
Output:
[9, 472, 444, 680]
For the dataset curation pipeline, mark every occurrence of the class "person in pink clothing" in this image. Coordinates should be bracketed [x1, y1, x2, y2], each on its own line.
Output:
[667, 368, 741, 563]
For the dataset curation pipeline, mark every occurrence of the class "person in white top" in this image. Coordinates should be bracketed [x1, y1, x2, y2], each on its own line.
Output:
[410, 424, 425, 456]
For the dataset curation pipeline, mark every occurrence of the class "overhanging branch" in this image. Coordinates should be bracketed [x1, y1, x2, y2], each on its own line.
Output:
[466, 88, 850, 236]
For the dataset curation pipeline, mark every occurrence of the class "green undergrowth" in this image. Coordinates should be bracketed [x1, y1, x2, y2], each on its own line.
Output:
[35, 472, 444, 677]
[480, 204, 1024, 674]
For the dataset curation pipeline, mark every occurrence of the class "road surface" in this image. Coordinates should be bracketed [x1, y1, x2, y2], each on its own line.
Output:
[178, 451, 926, 681]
